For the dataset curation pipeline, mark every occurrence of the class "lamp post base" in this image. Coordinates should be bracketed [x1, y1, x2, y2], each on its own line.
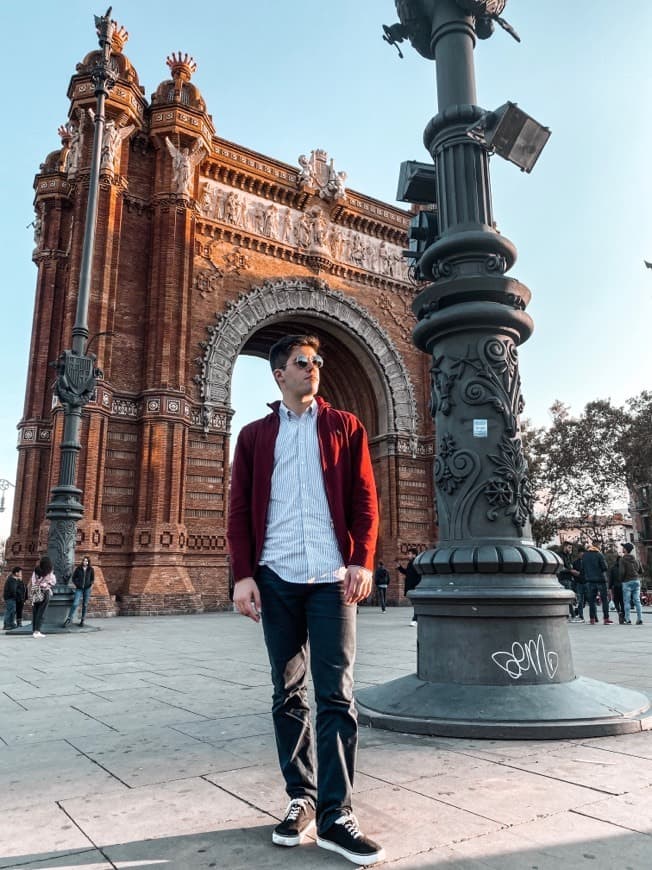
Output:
[356, 675, 652, 739]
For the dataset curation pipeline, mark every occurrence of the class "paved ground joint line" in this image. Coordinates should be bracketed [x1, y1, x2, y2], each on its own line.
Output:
[69, 704, 122, 733]
[64, 737, 133, 789]
[200, 774, 278, 819]
[56, 801, 120, 870]
[3, 691, 29, 711]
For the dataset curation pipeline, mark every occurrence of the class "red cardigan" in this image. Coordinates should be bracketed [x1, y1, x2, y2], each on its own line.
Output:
[227, 396, 379, 582]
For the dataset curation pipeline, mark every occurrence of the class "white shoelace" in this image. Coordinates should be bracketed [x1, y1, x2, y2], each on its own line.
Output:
[335, 812, 362, 839]
[285, 798, 307, 821]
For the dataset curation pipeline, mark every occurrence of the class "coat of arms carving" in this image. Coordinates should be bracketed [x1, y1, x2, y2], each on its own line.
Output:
[297, 149, 347, 202]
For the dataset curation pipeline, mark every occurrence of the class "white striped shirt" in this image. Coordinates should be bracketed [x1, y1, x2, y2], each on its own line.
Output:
[259, 400, 345, 584]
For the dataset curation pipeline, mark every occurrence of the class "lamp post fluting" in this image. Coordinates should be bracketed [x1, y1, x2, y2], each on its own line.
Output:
[44, 9, 114, 615]
[357, 0, 651, 737]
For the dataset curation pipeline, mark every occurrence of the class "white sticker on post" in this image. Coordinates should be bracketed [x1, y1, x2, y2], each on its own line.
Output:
[473, 419, 488, 438]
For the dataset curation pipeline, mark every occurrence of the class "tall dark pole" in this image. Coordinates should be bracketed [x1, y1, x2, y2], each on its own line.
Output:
[358, 0, 652, 736]
[44, 9, 115, 615]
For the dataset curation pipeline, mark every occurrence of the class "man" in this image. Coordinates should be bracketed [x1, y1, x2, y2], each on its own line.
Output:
[373, 561, 390, 612]
[228, 334, 384, 866]
[572, 547, 587, 622]
[620, 542, 644, 625]
[397, 548, 420, 625]
[14, 568, 27, 627]
[64, 556, 95, 627]
[583, 540, 612, 625]
[557, 542, 579, 621]
[609, 551, 625, 624]
[2, 567, 22, 631]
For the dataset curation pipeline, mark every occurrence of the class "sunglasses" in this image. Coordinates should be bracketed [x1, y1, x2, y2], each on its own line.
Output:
[281, 353, 324, 370]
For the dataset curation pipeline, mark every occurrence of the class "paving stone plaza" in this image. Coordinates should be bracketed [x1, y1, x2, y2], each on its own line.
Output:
[1, 609, 652, 868]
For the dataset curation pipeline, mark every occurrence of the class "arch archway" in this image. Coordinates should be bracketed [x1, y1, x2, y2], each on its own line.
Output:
[196, 277, 419, 441]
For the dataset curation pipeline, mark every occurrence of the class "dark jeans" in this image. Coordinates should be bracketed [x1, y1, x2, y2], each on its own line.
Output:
[376, 585, 387, 611]
[3, 599, 17, 629]
[32, 593, 50, 631]
[587, 581, 609, 621]
[256, 565, 357, 834]
[611, 584, 624, 620]
[574, 582, 587, 617]
[559, 578, 575, 617]
[16, 598, 24, 624]
[67, 587, 91, 621]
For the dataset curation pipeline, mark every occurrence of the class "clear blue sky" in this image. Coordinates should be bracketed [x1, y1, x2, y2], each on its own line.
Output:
[2, 1, 652, 534]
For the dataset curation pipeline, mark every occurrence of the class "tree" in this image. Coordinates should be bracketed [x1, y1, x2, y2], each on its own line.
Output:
[617, 391, 652, 492]
[523, 399, 628, 546]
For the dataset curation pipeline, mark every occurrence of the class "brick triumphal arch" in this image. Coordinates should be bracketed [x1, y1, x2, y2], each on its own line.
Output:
[8, 28, 436, 615]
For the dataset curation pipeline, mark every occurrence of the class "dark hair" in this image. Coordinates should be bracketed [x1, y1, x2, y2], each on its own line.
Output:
[269, 334, 320, 371]
[577, 545, 586, 553]
[11, 566, 21, 575]
[38, 556, 53, 577]
[622, 542, 634, 553]
[81, 556, 92, 566]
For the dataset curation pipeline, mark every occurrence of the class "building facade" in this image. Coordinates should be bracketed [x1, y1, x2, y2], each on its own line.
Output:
[7, 29, 436, 615]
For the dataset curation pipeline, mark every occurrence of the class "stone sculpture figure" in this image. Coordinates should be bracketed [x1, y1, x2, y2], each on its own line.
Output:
[101, 118, 135, 172]
[65, 111, 85, 177]
[263, 204, 279, 238]
[165, 137, 205, 196]
[297, 211, 312, 248]
[280, 208, 294, 244]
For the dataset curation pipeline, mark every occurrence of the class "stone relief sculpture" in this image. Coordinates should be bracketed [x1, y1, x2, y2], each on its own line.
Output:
[195, 177, 408, 280]
[263, 204, 278, 238]
[165, 137, 205, 196]
[279, 207, 294, 244]
[200, 182, 217, 216]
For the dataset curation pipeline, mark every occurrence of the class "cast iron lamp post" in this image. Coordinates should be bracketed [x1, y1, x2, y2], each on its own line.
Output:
[42, 8, 114, 625]
[357, 0, 652, 737]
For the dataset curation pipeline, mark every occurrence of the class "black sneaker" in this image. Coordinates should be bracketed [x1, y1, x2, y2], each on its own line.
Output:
[63, 616, 71, 627]
[272, 798, 315, 847]
[317, 812, 385, 865]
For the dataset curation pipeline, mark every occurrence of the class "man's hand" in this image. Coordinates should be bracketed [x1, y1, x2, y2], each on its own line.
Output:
[233, 577, 262, 623]
[343, 565, 372, 605]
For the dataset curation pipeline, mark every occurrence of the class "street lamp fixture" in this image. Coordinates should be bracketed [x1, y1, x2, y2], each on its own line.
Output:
[0, 479, 14, 513]
[467, 102, 551, 173]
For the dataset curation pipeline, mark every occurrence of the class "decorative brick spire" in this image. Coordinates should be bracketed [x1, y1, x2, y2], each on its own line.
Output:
[110, 22, 129, 54]
[166, 52, 197, 83]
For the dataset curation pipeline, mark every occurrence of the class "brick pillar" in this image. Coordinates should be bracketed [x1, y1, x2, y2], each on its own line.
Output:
[120, 191, 199, 614]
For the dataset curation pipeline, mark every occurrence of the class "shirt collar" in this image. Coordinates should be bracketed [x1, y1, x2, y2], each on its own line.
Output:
[279, 399, 317, 421]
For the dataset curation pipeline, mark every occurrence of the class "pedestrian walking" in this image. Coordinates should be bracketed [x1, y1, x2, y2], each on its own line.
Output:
[620, 542, 644, 625]
[30, 556, 57, 637]
[397, 548, 420, 626]
[373, 561, 390, 612]
[227, 334, 385, 866]
[63, 556, 95, 627]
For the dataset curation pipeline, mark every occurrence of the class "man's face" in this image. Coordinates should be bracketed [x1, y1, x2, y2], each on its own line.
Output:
[274, 344, 321, 402]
